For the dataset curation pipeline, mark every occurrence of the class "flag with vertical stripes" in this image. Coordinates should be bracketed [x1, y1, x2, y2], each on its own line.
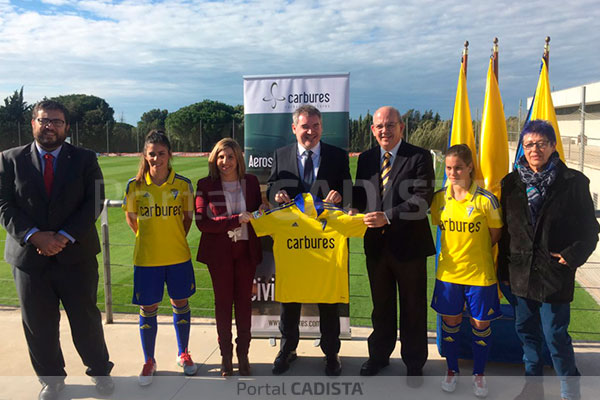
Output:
[479, 57, 508, 200]
[513, 58, 565, 169]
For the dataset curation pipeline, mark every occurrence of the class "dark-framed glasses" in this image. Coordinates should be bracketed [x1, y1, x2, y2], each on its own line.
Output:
[523, 140, 550, 150]
[374, 122, 399, 131]
[37, 118, 65, 128]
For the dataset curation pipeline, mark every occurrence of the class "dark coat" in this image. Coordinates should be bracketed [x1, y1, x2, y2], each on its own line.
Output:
[0, 142, 104, 270]
[353, 141, 436, 261]
[498, 161, 599, 303]
[195, 174, 263, 266]
[266, 141, 352, 207]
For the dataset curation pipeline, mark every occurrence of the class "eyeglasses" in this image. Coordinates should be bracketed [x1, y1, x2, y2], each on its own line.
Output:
[37, 118, 65, 128]
[374, 122, 399, 131]
[523, 140, 550, 150]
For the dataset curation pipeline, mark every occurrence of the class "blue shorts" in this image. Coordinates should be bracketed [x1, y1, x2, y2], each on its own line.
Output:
[132, 260, 196, 306]
[431, 279, 502, 321]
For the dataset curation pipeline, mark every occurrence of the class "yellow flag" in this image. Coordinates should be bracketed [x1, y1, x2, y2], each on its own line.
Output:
[479, 57, 508, 200]
[530, 58, 565, 161]
[449, 62, 481, 181]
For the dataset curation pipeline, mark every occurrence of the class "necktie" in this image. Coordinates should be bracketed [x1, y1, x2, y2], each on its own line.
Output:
[303, 150, 314, 192]
[44, 153, 54, 196]
[380, 151, 392, 197]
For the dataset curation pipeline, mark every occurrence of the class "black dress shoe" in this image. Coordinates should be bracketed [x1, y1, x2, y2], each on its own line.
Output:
[406, 367, 423, 376]
[272, 351, 298, 375]
[325, 354, 342, 376]
[359, 359, 389, 376]
[39, 381, 65, 400]
[91, 375, 115, 396]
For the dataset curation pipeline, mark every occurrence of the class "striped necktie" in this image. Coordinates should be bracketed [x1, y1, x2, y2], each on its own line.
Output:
[380, 151, 392, 197]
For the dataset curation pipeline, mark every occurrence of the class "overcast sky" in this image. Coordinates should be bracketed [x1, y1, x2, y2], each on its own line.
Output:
[1, 0, 598, 125]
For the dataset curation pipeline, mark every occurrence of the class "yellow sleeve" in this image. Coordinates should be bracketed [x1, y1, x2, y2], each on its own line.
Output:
[330, 212, 367, 238]
[249, 209, 274, 237]
[182, 181, 194, 213]
[484, 195, 503, 229]
[123, 179, 137, 213]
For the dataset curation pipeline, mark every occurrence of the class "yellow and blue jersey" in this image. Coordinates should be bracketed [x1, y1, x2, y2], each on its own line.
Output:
[123, 169, 194, 267]
[431, 182, 502, 286]
[250, 193, 367, 304]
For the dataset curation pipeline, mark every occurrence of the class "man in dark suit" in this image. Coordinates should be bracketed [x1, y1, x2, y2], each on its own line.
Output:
[353, 106, 435, 379]
[267, 104, 351, 376]
[0, 100, 114, 400]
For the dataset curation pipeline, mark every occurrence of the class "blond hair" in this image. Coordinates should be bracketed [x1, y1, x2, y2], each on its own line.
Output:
[208, 138, 246, 180]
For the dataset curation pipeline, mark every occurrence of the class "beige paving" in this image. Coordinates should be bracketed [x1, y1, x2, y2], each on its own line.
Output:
[1, 305, 599, 400]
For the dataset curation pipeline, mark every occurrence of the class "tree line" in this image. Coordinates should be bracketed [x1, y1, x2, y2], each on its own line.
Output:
[0, 87, 520, 154]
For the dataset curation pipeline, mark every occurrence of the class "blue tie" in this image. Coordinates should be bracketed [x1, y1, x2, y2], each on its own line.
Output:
[303, 150, 314, 192]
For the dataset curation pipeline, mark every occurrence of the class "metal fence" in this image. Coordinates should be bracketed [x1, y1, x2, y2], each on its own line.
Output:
[97, 199, 396, 328]
[1, 196, 600, 337]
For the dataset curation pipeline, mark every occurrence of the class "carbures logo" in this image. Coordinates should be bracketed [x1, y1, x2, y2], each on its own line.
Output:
[287, 236, 335, 249]
[139, 204, 183, 217]
[439, 218, 481, 233]
[262, 81, 331, 110]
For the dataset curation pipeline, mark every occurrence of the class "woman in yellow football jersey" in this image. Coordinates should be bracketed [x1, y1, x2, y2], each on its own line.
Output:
[430, 144, 502, 398]
[123, 130, 197, 386]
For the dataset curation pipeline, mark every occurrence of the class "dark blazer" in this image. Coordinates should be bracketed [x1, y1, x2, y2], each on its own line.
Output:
[266, 141, 352, 207]
[354, 141, 435, 261]
[498, 161, 599, 303]
[195, 174, 263, 266]
[0, 142, 104, 270]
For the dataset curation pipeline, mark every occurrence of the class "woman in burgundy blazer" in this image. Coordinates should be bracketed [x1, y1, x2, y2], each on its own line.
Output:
[195, 138, 263, 376]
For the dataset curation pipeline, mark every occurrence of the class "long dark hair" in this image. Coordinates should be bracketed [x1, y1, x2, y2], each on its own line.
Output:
[135, 130, 172, 183]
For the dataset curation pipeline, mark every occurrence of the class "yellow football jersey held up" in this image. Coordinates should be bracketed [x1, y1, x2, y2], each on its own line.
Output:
[123, 169, 194, 266]
[250, 193, 366, 304]
[431, 183, 503, 286]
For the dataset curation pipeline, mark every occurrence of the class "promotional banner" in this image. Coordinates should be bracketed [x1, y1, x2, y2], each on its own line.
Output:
[243, 73, 350, 338]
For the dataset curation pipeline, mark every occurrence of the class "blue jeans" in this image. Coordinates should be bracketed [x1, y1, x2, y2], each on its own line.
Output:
[514, 296, 580, 400]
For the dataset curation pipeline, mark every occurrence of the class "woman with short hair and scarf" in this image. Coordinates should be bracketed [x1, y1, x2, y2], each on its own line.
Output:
[498, 120, 599, 400]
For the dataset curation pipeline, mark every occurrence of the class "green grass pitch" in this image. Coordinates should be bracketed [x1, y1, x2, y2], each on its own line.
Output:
[0, 155, 598, 339]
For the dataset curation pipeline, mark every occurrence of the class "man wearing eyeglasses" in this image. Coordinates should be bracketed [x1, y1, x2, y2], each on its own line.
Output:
[353, 106, 435, 383]
[0, 100, 114, 400]
[498, 120, 599, 400]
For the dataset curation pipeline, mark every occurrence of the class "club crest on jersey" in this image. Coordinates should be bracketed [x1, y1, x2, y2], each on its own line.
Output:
[466, 205, 474, 217]
[319, 219, 327, 230]
[171, 189, 179, 199]
[252, 210, 264, 219]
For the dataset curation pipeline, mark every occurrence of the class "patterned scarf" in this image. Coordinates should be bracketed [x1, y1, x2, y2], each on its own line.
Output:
[516, 151, 560, 225]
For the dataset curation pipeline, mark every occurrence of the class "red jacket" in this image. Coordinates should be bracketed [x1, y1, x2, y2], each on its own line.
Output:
[195, 174, 263, 266]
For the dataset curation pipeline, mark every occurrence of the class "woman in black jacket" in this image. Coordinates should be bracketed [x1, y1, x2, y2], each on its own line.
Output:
[498, 120, 599, 400]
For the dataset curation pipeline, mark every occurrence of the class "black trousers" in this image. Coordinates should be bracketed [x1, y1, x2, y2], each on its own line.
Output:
[279, 302, 340, 356]
[12, 257, 112, 383]
[365, 250, 428, 371]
